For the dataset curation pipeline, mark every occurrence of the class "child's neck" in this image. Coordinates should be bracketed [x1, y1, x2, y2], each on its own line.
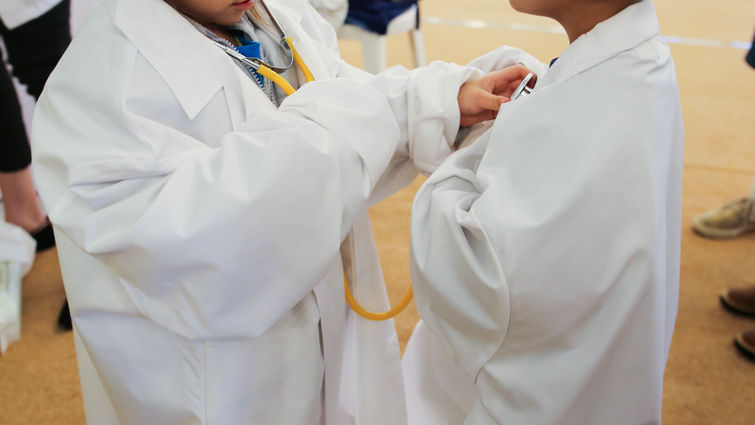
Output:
[557, 0, 640, 43]
[208, 25, 239, 46]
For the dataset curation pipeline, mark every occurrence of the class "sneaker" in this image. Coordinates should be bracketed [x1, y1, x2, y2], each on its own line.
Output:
[734, 329, 755, 362]
[720, 285, 755, 316]
[692, 197, 755, 239]
[0, 261, 22, 354]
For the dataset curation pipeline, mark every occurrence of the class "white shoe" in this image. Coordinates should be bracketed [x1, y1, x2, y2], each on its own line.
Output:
[692, 196, 755, 239]
[0, 261, 22, 354]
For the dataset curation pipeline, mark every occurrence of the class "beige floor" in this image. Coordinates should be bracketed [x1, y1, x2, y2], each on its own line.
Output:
[2, 0, 755, 424]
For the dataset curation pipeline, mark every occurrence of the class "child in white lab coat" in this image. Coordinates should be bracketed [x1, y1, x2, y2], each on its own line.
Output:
[403, 1, 684, 424]
[30, 0, 533, 424]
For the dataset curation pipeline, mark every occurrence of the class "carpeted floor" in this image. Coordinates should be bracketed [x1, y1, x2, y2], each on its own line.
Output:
[1, 0, 754, 424]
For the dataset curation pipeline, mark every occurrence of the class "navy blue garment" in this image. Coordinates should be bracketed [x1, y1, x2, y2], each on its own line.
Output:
[0, 0, 71, 172]
[746, 32, 754, 69]
[346, 0, 418, 35]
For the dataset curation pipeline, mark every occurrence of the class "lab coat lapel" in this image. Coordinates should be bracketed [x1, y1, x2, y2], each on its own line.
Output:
[218, 54, 275, 130]
[537, 0, 660, 90]
[113, 0, 223, 119]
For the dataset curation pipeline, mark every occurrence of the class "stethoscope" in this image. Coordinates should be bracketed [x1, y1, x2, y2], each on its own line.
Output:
[511, 72, 535, 100]
[349, 73, 537, 320]
[216, 0, 412, 321]
[214, 0, 314, 95]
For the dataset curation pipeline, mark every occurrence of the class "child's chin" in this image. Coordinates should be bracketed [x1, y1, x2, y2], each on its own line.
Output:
[216, 10, 246, 26]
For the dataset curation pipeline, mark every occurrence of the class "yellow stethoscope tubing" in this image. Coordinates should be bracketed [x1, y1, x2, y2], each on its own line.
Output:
[344, 276, 414, 321]
[285, 37, 314, 84]
[255, 62, 297, 95]
[257, 38, 314, 95]
[219, 6, 413, 320]
[218, 38, 313, 96]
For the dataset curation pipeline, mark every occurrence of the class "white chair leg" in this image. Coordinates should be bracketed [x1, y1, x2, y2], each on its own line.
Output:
[410, 28, 426, 68]
[360, 34, 388, 74]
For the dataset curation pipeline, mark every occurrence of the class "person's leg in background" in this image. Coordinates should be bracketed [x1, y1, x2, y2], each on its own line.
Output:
[0, 0, 72, 330]
[0, 40, 48, 237]
[693, 32, 755, 240]
[696, 33, 755, 362]
[720, 285, 755, 361]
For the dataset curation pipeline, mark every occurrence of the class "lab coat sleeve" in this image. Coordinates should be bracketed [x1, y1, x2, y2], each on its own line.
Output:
[337, 60, 482, 175]
[333, 46, 546, 178]
[33, 69, 401, 340]
[409, 132, 510, 379]
[305, 6, 484, 198]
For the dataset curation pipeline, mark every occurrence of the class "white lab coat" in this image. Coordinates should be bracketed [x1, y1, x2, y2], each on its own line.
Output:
[0, 0, 62, 29]
[403, 1, 684, 424]
[30, 0, 482, 423]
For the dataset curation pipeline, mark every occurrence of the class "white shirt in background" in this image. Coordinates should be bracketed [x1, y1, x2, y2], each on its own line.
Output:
[0, 0, 62, 29]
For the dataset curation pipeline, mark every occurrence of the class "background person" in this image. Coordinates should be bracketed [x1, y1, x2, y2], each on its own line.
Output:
[0, 0, 73, 334]
[696, 32, 755, 362]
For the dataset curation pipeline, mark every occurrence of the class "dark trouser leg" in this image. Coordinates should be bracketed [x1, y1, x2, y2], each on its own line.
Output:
[0, 0, 71, 172]
[0, 0, 72, 99]
[0, 55, 31, 172]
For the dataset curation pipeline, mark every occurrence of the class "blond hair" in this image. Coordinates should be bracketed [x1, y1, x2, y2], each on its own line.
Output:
[249, 1, 278, 35]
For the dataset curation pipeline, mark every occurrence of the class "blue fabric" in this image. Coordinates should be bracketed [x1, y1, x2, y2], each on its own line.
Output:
[346, 0, 417, 35]
[234, 36, 264, 88]
[746, 32, 754, 69]
[236, 37, 261, 61]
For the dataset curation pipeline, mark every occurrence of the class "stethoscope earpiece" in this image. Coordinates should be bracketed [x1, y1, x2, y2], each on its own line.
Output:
[511, 72, 535, 101]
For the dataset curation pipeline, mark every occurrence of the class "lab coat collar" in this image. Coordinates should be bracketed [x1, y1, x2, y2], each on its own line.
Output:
[113, 0, 223, 119]
[113, 0, 311, 119]
[536, 0, 660, 90]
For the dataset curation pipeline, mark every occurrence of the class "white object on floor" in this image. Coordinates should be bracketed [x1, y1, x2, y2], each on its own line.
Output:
[0, 261, 23, 353]
[0, 221, 36, 353]
[338, 4, 426, 74]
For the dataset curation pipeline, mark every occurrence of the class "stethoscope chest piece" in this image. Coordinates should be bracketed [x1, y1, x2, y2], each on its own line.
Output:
[511, 72, 534, 101]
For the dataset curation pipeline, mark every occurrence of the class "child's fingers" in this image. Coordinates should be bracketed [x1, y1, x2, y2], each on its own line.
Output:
[485, 66, 536, 97]
[460, 108, 500, 127]
[481, 91, 508, 112]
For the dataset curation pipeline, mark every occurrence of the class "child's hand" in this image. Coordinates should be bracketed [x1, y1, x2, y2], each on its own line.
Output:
[457, 65, 536, 127]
